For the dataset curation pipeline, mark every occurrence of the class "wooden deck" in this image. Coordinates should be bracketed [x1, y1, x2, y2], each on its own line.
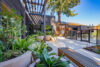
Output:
[58, 47, 100, 67]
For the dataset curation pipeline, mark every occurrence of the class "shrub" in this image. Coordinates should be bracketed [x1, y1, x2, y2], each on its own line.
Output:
[13, 35, 35, 51]
[0, 8, 28, 62]
[35, 48, 70, 67]
[0, 8, 26, 46]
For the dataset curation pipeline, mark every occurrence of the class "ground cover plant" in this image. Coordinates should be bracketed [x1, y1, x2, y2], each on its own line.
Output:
[85, 45, 100, 54]
[32, 45, 70, 67]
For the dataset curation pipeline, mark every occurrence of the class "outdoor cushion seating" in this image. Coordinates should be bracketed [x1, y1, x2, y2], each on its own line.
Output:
[58, 47, 100, 67]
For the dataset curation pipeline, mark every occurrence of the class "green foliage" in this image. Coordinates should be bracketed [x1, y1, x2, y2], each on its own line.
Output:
[33, 41, 48, 54]
[52, 34, 57, 37]
[36, 31, 44, 36]
[91, 31, 97, 37]
[35, 48, 70, 67]
[0, 49, 3, 62]
[3, 50, 23, 61]
[37, 30, 52, 35]
[13, 35, 35, 51]
[98, 24, 100, 29]
[0, 44, 3, 62]
[46, 25, 51, 30]
[0, 8, 26, 45]
[36, 29, 55, 36]
[46, 25, 53, 35]
[46, 31, 52, 35]
[0, 8, 28, 62]
[0, 35, 36, 62]
[0, 41, 23, 62]
[47, 0, 80, 17]
[82, 34, 88, 38]
[32, 41, 70, 67]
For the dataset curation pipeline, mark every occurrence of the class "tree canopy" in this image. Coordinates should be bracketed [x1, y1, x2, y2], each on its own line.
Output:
[47, 0, 80, 17]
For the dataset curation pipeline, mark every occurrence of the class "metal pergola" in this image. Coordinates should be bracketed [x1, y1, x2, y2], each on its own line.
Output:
[0, 0, 48, 41]
[23, 0, 47, 14]
[23, 0, 48, 41]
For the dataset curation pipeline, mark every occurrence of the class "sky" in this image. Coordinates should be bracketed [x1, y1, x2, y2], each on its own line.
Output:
[47, 0, 100, 26]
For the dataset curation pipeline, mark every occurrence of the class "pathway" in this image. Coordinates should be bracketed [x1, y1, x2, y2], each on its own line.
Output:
[46, 37, 100, 65]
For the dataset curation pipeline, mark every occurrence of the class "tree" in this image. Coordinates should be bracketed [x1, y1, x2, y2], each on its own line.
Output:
[47, 0, 80, 24]
[98, 24, 100, 29]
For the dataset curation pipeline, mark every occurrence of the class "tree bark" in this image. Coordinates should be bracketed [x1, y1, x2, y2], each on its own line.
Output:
[58, 11, 61, 24]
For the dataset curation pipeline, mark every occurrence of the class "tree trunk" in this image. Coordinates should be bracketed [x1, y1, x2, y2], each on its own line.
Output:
[58, 11, 61, 24]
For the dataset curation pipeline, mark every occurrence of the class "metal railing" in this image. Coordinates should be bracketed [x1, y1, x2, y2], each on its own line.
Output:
[66, 29, 100, 44]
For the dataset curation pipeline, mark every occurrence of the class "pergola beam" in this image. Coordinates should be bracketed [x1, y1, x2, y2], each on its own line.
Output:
[22, 0, 48, 26]
[42, 0, 48, 13]
[29, 13, 43, 15]
[23, 0, 47, 14]
[25, 2, 44, 6]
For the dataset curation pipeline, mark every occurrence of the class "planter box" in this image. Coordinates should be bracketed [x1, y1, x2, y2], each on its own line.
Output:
[0, 51, 32, 67]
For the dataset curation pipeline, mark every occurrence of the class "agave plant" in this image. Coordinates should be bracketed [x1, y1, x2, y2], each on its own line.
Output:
[13, 35, 35, 51]
[33, 41, 48, 54]
[35, 48, 70, 67]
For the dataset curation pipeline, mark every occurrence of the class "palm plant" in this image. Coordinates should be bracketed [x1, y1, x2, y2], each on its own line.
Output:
[47, 0, 80, 24]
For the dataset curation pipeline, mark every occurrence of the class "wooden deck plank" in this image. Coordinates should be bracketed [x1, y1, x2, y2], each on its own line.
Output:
[58, 47, 100, 67]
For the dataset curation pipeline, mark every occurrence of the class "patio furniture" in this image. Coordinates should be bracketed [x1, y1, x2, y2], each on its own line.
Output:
[58, 47, 100, 67]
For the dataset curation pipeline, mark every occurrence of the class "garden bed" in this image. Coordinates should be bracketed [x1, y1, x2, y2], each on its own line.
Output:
[29, 55, 73, 67]
[84, 45, 100, 54]
[0, 51, 32, 67]
[1, 50, 25, 62]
